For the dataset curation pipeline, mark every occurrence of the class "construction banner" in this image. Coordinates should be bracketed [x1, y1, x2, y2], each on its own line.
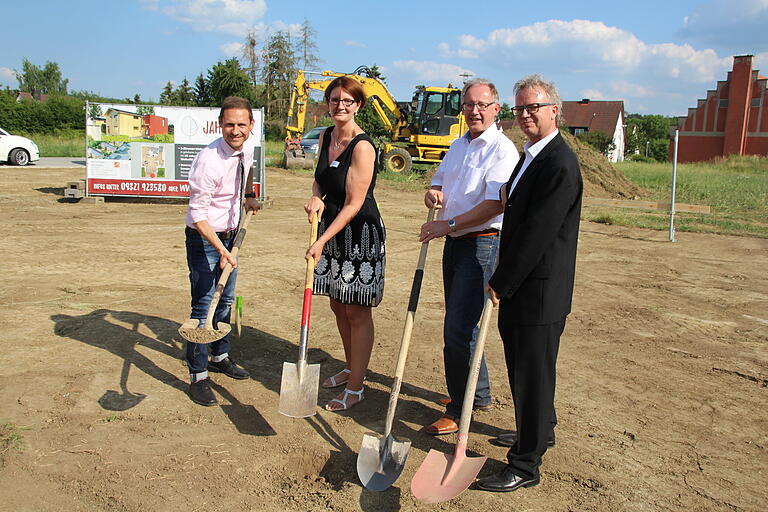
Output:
[84, 103, 265, 199]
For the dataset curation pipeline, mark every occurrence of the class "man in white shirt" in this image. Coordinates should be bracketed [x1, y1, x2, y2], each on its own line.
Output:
[419, 78, 519, 435]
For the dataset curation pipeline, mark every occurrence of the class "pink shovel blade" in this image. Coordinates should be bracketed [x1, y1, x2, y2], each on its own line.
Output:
[410, 438, 487, 503]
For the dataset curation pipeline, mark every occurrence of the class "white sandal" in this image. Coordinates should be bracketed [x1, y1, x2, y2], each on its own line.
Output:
[324, 387, 364, 411]
[322, 368, 351, 389]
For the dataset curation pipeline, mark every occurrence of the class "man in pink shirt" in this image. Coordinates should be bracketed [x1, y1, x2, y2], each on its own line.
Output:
[184, 96, 260, 406]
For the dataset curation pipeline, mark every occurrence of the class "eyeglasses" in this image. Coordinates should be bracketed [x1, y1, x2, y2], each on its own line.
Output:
[462, 101, 496, 112]
[329, 98, 358, 107]
[512, 103, 555, 116]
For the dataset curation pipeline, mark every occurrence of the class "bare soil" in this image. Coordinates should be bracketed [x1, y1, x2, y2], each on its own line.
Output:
[0, 165, 766, 511]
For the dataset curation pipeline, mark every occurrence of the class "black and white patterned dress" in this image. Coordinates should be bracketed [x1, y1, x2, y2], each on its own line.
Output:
[313, 127, 385, 306]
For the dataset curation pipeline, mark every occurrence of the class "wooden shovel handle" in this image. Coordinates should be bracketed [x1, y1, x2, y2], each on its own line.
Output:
[203, 209, 255, 328]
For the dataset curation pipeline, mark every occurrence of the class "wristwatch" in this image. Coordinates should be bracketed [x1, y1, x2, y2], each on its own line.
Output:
[447, 218, 457, 232]
[244, 192, 256, 198]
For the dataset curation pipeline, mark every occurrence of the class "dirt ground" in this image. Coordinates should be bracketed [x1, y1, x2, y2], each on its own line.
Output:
[0, 165, 766, 512]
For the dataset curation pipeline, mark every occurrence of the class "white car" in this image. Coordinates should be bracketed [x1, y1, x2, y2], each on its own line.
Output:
[0, 127, 40, 166]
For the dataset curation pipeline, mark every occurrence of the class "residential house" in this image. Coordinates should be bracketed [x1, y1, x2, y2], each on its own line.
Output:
[142, 115, 169, 137]
[561, 99, 625, 162]
[105, 108, 143, 137]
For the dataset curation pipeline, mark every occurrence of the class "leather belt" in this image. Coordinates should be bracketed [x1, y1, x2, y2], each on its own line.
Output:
[217, 229, 238, 240]
[453, 228, 499, 240]
[186, 226, 238, 240]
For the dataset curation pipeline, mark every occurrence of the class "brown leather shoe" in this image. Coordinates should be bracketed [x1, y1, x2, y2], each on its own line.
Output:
[437, 397, 493, 411]
[425, 415, 458, 435]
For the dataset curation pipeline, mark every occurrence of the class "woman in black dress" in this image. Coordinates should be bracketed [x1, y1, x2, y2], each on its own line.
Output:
[304, 76, 386, 411]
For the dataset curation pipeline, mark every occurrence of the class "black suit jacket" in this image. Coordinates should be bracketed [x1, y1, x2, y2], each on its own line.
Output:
[488, 132, 582, 325]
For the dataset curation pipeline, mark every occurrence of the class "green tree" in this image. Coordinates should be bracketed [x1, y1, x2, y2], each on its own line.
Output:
[136, 105, 155, 115]
[362, 64, 385, 83]
[260, 31, 296, 133]
[15, 59, 69, 96]
[577, 130, 615, 157]
[159, 81, 174, 105]
[88, 103, 103, 120]
[297, 18, 320, 70]
[208, 59, 253, 106]
[498, 102, 514, 120]
[624, 113, 676, 162]
[193, 73, 211, 106]
[173, 78, 194, 106]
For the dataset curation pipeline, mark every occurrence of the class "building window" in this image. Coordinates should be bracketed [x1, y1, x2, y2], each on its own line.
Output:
[751, 98, 762, 107]
[572, 127, 587, 135]
[719, 99, 729, 108]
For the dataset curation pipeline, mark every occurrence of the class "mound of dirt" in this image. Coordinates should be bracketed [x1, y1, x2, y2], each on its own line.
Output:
[502, 124, 642, 199]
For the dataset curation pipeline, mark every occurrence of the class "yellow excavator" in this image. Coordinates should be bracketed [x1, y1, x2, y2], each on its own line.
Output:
[283, 66, 467, 173]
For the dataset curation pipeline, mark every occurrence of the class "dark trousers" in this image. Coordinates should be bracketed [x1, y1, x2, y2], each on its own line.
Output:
[441, 235, 498, 418]
[498, 301, 564, 480]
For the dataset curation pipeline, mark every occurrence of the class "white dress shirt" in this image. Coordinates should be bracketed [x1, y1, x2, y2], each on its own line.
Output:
[431, 123, 519, 237]
[507, 129, 560, 198]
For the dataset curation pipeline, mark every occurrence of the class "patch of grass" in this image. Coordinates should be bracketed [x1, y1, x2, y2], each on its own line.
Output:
[0, 422, 28, 458]
[18, 130, 83, 157]
[606, 157, 768, 238]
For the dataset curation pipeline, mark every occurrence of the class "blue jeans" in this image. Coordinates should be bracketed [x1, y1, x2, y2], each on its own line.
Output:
[442, 234, 499, 419]
[185, 227, 238, 378]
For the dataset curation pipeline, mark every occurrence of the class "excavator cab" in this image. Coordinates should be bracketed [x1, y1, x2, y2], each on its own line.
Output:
[409, 87, 462, 138]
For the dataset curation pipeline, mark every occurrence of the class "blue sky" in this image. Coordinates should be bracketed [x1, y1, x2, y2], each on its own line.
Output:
[1, 0, 766, 116]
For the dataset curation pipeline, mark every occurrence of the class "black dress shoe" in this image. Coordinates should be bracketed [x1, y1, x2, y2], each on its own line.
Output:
[494, 430, 555, 448]
[476, 467, 540, 492]
[189, 379, 217, 406]
[208, 357, 250, 380]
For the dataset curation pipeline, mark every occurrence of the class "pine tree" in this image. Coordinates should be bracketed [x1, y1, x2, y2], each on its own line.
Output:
[159, 81, 174, 105]
[242, 29, 260, 86]
[297, 18, 320, 71]
[260, 31, 296, 127]
[194, 73, 211, 106]
[174, 78, 194, 106]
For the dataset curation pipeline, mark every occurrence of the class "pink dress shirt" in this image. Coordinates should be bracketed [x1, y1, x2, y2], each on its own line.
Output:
[185, 138, 253, 232]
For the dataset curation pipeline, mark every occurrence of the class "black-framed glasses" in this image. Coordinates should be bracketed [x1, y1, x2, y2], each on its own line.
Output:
[329, 98, 358, 107]
[512, 103, 555, 116]
[461, 101, 496, 112]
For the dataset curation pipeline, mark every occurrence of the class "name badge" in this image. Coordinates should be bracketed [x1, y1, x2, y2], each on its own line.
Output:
[330, 161, 340, 168]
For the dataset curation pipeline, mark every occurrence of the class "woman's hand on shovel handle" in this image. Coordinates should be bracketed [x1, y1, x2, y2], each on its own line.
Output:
[306, 239, 325, 264]
[304, 195, 325, 223]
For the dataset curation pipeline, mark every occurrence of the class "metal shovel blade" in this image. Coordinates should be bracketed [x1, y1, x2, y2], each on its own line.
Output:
[178, 318, 232, 344]
[278, 361, 320, 418]
[411, 437, 487, 503]
[357, 433, 411, 491]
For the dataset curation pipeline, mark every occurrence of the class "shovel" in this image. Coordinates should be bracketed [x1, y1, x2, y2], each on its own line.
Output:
[279, 212, 321, 418]
[357, 207, 436, 491]
[411, 293, 495, 503]
[178, 210, 254, 344]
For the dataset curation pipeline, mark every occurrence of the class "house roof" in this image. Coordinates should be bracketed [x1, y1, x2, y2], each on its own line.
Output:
[562, 100, 624, 135]
[105, 108, 142, 117]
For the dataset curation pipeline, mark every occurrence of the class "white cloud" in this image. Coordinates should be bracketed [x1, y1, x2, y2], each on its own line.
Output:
[159, 0, 267, 36]
[0, 67, 16, 85]
[345, 40, 367, 49]
[580, 89, 606, 100]
[220, 42, 244, 57]
[438, 19, 737, 114]
[679, 0, 768, 53]
[391, 61, 474, 85]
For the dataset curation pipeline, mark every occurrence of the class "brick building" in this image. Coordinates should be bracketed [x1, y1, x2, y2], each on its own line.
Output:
[673, 55, 768, 162]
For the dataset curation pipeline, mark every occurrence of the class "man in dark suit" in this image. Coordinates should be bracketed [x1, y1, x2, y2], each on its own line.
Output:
[477, 75, 582, 492]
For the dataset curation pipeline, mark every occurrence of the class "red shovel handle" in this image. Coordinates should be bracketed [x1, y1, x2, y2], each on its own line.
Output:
[301, 212, 319, 328]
